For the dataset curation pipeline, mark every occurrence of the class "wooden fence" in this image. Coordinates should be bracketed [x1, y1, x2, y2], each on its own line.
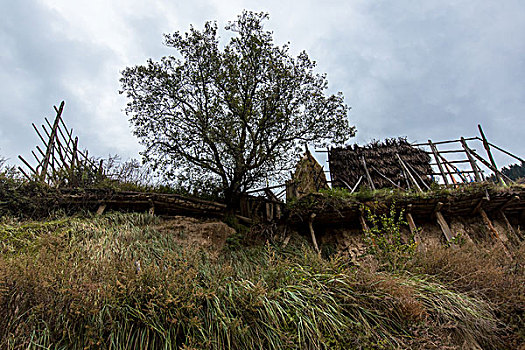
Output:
[18, 101, 100, 186]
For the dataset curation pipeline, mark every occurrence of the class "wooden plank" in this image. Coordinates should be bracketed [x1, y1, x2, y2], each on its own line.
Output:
[96, 203, 107, 216]
[406, 209, 423, 251]
[499, 210, 519, 245]
[479, 208, 512, 258]
[435, 211, 456, 244]
[498, 196, 519, 212]
[265, 202, 273, 222]
[246, 183, 286, 194]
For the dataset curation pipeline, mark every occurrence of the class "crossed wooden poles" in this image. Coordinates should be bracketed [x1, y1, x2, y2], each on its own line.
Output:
[18, 101, 100, 185]
[316, 124, 522, 193]
[413, 125, 523, 187]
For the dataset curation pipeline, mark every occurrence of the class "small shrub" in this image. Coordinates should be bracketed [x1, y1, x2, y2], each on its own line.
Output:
[363, 202, 417, 271]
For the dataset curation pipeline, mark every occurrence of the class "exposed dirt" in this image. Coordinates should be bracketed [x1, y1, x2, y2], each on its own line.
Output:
[154, 216, 236, 257]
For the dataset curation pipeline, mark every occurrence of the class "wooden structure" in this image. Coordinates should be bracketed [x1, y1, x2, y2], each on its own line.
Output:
[412, 125, 523, 186]
[321, 125, 523, 192]
[58, 188, 227, 217]
[328, 138, 432, 192]
[289, 184, 524, 254]
[18, 101, 100, 186]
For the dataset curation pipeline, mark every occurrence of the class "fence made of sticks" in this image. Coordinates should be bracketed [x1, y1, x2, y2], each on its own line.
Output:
[18, 101, 102, 186]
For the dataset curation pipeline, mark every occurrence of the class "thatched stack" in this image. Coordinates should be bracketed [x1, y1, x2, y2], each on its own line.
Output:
[329, 138, 432, 190]
[286, 150, 329, 201]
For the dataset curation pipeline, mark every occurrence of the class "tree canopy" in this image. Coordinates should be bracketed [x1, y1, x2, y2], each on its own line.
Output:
[120, 11, 355, 205]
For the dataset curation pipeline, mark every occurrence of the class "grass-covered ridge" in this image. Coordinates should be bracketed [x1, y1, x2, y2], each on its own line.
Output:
[287, 182, 525, 220]
[1, 212, 523, 349]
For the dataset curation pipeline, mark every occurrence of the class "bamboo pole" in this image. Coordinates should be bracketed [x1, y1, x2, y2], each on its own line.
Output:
[17, 167, 32, 181]
[18, 155, 37, 175]
[462, 143, 513, 183]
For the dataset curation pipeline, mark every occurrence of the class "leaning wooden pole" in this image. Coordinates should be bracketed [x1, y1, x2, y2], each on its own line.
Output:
[396, 153, 422, 192]
[40, 101, 65, 182]
[460, 137, 482, 182]
[478, 124, 504, 185]
[429, 140, 449, 185]
[361, 156, 376, 190]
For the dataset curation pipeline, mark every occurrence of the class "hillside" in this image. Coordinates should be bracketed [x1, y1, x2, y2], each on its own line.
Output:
[1, 187, 524, 349]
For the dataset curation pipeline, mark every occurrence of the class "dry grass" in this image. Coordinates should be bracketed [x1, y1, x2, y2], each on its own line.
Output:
[406, 242, 525, 348]
[0, 212, 519, 349]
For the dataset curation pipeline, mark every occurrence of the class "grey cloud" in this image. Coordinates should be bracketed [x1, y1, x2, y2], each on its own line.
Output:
[1, 0, 524, 171]
[0, 0, 123, 164]
[308, 1, 525, 166]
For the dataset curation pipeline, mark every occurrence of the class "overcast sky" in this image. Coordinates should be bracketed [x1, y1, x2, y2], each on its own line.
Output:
[1, 0, 524, 172]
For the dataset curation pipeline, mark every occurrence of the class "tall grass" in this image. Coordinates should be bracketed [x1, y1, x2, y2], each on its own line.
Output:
[0, 212, 514, 349]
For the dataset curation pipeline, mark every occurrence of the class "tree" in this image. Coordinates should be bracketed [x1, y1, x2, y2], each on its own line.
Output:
[120, 11, 355, 207]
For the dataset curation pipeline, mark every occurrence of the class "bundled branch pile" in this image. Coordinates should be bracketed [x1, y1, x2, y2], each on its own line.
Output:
[329, 138, 432, 190]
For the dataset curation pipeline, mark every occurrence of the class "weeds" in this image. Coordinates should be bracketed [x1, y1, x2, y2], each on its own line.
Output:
[362, 203, 416, 271]
[0, 213, 515, 349]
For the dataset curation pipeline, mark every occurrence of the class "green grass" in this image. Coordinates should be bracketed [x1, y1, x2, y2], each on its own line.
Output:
[0, 212, 520, 349]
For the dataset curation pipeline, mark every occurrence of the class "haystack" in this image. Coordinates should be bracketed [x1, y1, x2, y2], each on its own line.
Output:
[286, 150, 329, 201]
[328, 138, 432, 190]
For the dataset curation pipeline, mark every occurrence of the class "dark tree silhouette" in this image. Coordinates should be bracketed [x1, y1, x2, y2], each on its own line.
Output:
[120, 11, 355, 207]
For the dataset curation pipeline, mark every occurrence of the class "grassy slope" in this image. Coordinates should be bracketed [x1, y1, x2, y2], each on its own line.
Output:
[1, 212, 523, 349]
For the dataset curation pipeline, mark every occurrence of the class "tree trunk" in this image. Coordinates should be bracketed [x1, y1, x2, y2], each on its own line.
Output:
[224, 188, 242, 216]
